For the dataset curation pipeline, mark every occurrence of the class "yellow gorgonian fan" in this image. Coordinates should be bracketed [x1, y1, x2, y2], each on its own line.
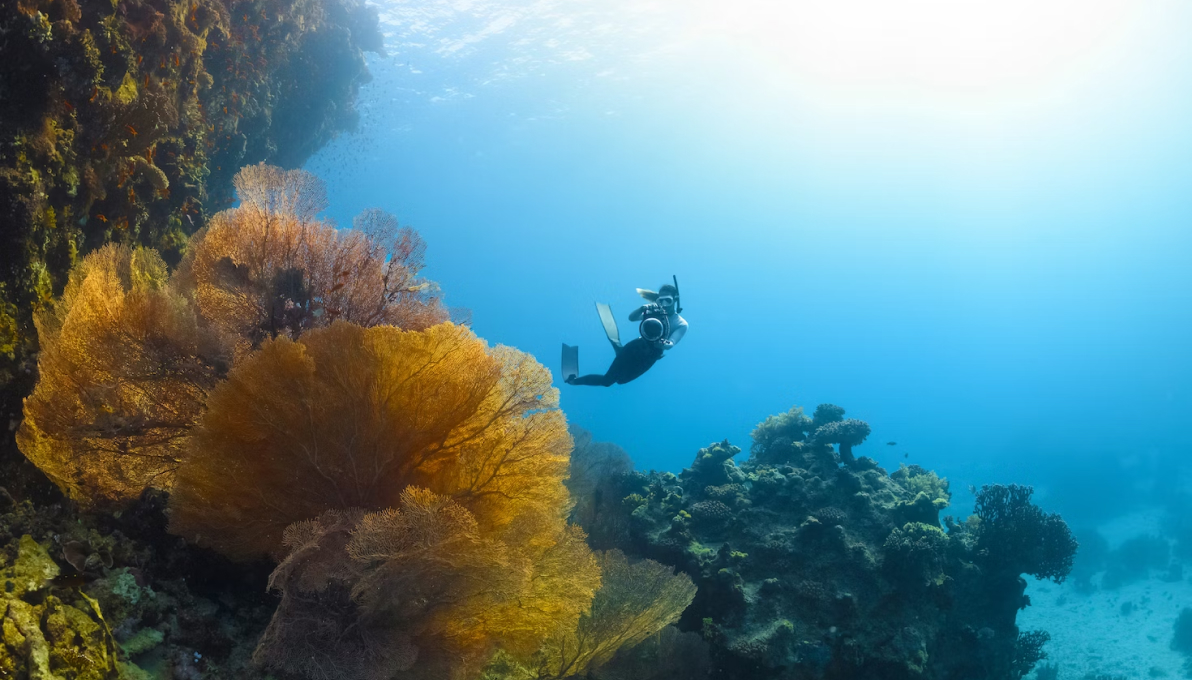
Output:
[174, 163, 448, 360]
[168, 320, 574, 561]
[17, 244, 224, 507]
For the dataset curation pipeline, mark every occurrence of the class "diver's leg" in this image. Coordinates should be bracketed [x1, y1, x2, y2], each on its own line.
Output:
[565, 340, 621, 387]
[606, 338, 662, 385]
[567, 372, 617, 387]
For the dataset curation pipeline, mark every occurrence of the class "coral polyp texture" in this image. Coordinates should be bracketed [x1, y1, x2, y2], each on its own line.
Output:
[568, 405, 1077, 680]
[16, 164, 447, 509]
[0, 0, 383, 498]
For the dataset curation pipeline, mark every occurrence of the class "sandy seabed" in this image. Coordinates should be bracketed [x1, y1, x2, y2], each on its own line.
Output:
[1019, 510, 1189, 679]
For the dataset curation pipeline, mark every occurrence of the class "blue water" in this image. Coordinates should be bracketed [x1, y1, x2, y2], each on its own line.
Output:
[306, 0, 1192, 528]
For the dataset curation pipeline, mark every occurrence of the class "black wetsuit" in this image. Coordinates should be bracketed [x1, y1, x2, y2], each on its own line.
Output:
[567, 338, 664, 386]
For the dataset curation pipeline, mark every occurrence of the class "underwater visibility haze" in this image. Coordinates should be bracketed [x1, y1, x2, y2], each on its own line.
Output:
[3, 0, 1192, 678]
[310, 0, 1192, 508]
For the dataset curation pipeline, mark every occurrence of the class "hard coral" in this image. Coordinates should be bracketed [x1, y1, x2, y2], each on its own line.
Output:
[973, 484, 1078, 583]
[883, 522, 949, 588]
[811, 418, 871, 465]
[750, 406, 812, 464]
[0, 535, 121, 680]
[571, 403, 1073, 680]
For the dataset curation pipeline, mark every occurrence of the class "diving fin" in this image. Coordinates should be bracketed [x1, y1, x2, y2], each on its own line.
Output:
[596, 302, 621, 347]
[562, 343, 579, 381]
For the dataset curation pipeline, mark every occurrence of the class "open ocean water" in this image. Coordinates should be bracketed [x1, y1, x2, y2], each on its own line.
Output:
[303, 1, 1192, 676]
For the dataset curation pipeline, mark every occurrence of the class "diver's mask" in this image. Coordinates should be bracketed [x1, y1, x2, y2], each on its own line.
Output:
[655, 295, 675, 310]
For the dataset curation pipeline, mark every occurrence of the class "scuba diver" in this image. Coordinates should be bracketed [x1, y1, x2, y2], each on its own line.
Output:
[563, 277, 687, 387]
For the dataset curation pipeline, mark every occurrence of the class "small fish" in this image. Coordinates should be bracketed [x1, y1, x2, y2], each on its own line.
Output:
[126, 125, 138, 136]
[903, 452, 909, 458]
[886, 441, 897, 446]
[49, 573, 88, 589]
[96, 214, 108, 223]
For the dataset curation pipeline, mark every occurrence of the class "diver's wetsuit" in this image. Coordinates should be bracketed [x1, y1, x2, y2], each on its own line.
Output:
[568, 337, 664, 386]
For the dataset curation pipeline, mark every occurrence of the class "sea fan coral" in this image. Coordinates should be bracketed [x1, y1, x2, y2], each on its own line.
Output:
[535, 550, 698, 679]
[254, 489, 591, 680]
[17, 165, 453, 508]
[17, 244, 224, 507]
[175, 164, 448, 358]
[168, 320, 572, 561]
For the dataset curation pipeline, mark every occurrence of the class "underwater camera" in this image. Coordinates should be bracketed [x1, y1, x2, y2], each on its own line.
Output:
[639, 304, 671, 342]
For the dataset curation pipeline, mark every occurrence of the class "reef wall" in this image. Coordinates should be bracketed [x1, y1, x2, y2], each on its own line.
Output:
[0, 0, 383, 499]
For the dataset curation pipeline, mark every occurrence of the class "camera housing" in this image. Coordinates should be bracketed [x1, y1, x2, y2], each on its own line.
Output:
[638, 304, 671, 343]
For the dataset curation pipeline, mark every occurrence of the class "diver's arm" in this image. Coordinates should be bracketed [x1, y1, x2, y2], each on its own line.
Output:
[628, 305, 648, 322]
[665, 320, 687, 348]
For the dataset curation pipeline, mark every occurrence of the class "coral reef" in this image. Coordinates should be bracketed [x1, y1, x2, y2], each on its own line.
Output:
[0, 0, 384, 501]
[968, 484, 1079, 584]
[0, 491, 276, 678]
[12, 162, 700, 679]
[17, 165, 447, 509]
[0, 136, 1086, 679]
[569, 404, 1077, 680]
[1, 533, 120, 680]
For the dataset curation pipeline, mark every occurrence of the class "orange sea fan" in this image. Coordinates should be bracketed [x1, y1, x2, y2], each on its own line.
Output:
[174, 163, 448, 359]
[255, 488, 602, 680]
[167, 320, 573, 562]
[17, 244, 225, 507]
